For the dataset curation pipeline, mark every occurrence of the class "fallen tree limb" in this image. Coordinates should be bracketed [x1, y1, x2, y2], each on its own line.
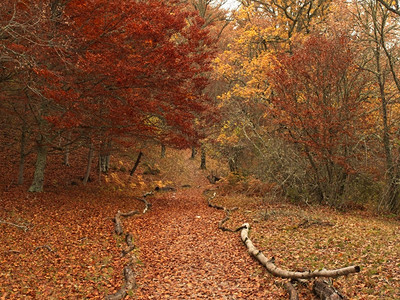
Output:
[113, 210, 140, 235]
[240, 223, 360, 279]
[205, 192, 244, 232]
[105, 265, 136, 300]
[134, 197, 151, 214]
[122, 233, 135, 257]
[33, 245, 53, 253]
[313, 278, 344, 300]
[113, 212, 124, 235]
[0, 219, 29, 232]
[219, 208, 246, 232]
[295, 218, 334, 229]
[283, 281, 299, 300]
[109, 190, 155, 299]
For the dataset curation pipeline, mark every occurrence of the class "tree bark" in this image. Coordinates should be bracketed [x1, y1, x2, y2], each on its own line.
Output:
[284, 282, 299, 300]
[28, 142, 47, 192]
[105, 265, 136, 300]
[240, 223, 360, 279]
[17, 121, 28, 185]
[64, 131, 71, 166]
[130, 151, 143, 176]
[200, 146, 206, 170]
[190, 146, 196, 159]
[313, 279, 343, 300]
[161, 143, 166, 158]
[83, 142, 94, 185]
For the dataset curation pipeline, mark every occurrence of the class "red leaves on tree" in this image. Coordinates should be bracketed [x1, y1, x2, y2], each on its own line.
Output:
[268, 33, 368, 172]
[55, 0, 214, 147]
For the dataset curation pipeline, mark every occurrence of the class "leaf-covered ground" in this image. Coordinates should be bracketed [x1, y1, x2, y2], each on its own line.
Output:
[1, 149, 399, 299]
[130, 189, 279, 299]
[213, 194, 400, 299]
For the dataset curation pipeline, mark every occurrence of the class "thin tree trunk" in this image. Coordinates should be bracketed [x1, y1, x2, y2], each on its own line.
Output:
[17, 121, 28, 185]
[161, 144, 166, 158]
[190, 146, 196, 159]
[83, 142, 94, 185]
[64, 131, 71, 166]
[28, 142, 47, 192]
[373, 15, 400, 213]
[200, 146, 206, 170]
[130, 151, 143, 176]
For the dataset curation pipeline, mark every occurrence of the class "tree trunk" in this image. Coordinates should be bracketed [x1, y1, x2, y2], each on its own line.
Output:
[190, 146, 196, 159]
[28, 143, 47, 192]
[99, 154, 110, 173]
[98, 139, 111, 174]
[161, 143, 166, 158]
[17, 121, 28, 185]
[228, 157, 238, 173]
[373, 23, 400, 213]
[130, 151, 143, 176]
[64, 131, 71, 166]
[83, 142, 94, 185]
[200, 146, 206, 170]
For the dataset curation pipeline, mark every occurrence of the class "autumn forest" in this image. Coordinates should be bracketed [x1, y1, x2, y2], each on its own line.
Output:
[1, 0, 400, 299]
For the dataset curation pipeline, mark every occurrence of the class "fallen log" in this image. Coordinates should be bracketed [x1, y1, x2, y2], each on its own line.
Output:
[313, 278, 344, 300]
[155, 186, 176, 192]
[113, 211, 124, 235]
[122, 233, 135, 257]
[206, 192, 244, 232]
[283, 281, 299, 300]
[113, 210, 139, 235]
[105, 265, 136, 300]
[240, 223, 360, 280]
[134, 197, 151, 214]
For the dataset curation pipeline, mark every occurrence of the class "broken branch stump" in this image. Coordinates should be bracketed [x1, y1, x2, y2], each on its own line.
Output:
[313, 278, 344, 300]
[284, 281, 299, 300]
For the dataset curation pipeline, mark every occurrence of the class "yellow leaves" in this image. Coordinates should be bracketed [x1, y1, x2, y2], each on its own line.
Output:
[109, 173, 125, 188]
[154, 180, 173, 188]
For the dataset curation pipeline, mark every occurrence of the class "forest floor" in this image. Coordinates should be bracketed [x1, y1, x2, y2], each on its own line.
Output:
[0, 149, 400, 299]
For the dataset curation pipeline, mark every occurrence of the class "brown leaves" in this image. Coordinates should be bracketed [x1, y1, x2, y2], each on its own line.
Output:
[0, 188, 140, 299]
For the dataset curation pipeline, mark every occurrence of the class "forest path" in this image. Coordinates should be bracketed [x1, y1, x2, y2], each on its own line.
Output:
[126, 188, 281, 299]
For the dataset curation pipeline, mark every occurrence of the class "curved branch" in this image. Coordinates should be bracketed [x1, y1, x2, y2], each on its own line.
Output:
[240, 223, 360, 279]
[206, 191, 244, 232]
[376, 0, 400, 16]
[134, 197, 151, 214]
[0, 219, 29, 232]
[105, 265, 136, 300]
[284, 281, 299, 300]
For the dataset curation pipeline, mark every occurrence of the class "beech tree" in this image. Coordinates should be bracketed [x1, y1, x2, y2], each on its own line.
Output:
[268, 33, 369, 204]
[1, 0, 214, 192]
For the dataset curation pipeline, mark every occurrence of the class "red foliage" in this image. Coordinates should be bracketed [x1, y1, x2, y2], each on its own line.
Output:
[268, 33, 368, 173]
[56, 0, 214, 147]
[1, 0, 214, 149]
